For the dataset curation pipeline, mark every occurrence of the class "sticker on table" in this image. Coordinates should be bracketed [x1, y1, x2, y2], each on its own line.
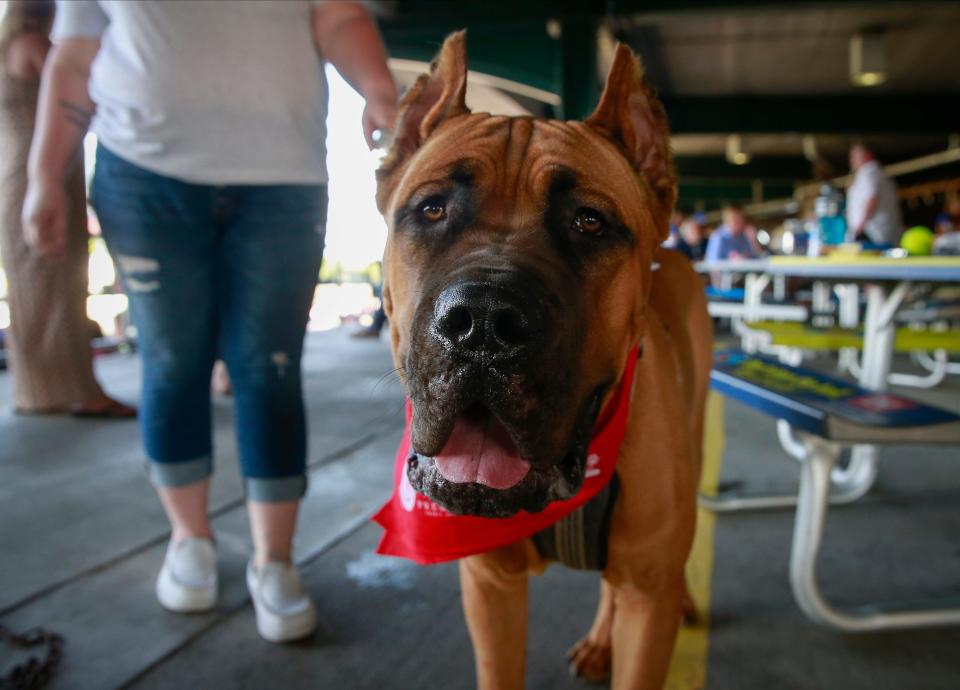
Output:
[848, 394, 918, 413]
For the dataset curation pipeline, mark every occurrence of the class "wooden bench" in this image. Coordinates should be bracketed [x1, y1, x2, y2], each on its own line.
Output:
[738, 320, 960, 387]
[706, 286, 810, 323]
[739, 320, 960, 355]
[705, 350, 960, 632]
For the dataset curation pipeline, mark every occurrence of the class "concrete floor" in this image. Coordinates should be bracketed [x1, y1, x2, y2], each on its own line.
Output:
[1, 328, 958, 689]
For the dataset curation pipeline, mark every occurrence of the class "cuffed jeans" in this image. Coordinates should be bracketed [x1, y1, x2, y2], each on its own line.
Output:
[92, 145, 325, 501]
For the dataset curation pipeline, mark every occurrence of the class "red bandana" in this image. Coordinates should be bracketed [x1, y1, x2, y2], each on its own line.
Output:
[373, 347, 639, 564]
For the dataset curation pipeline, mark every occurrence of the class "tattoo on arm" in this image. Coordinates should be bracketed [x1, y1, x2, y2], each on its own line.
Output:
[58, 99, 94, 130]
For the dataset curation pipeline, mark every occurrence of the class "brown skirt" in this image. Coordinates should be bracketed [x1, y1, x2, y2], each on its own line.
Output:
[0, 72, 99, 410]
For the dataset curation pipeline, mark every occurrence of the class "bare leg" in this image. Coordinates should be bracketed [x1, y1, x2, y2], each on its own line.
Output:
[610, 585, 683, 690]
[157, 479, 213, 543]
[459, 542, 529, 690]
[568, 579, 614, 682]
[247, 499, 299, 567]
[211, 360, 232, 396]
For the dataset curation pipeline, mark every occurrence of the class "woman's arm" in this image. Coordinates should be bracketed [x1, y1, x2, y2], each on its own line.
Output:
[28, 37, 99, 184]
[4, 32, 51, 81]
[22, 37, 99, 257]
[311, 2, 397, 148]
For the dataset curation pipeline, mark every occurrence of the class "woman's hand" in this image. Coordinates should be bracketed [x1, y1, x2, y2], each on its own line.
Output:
[22, 38, 101, 259]
[22, 178, 69, 258]
[362, 91, 398, 150]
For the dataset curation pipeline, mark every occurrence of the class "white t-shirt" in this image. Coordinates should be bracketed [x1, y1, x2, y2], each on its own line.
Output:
[53, 0, 329, 185]
[846, 160, 903, 245]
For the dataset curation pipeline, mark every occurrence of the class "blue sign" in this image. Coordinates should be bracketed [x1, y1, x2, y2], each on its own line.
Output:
[711, 350, 960, 438]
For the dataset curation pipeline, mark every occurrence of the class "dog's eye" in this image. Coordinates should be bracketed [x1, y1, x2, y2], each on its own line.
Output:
[573, 208, 605, 235]
[418, 197, 447, 223]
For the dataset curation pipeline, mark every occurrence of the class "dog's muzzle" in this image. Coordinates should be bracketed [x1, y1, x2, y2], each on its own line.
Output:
[430, 281, 541, 363]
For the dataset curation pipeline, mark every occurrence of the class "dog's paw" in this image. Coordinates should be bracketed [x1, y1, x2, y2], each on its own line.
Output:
[681, 583, 699, 626]
[566, 637, 612, 685]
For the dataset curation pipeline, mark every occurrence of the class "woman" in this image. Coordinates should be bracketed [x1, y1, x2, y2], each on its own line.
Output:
[0, 0, 132, 417]
[23, 0, 397, 643]
[674, 217, 709, 261]
[934, 195, 960, 236]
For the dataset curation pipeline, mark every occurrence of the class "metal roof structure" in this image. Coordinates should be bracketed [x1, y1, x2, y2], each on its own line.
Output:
[377, 0, 960, 212]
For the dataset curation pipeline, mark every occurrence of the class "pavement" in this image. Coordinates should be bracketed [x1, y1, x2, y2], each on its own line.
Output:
[1, 327, 958, 690]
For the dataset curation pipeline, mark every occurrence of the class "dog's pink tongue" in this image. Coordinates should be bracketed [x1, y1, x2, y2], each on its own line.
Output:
[434, 414, 530, 490]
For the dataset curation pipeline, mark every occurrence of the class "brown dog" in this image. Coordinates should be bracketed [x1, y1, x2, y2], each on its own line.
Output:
[376, 32, 711, 690]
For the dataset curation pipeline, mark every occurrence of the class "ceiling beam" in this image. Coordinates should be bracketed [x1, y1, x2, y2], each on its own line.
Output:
[675, 155, 813, 179]
[380, 21, 561, 96]
[676, 180, 796, 210]
[558, 19, 599, 120]
[664, 94, 960, 135]
[383, 0, 922, 23]
[607, 0, 923, 12]
[610, 24, 671, 93]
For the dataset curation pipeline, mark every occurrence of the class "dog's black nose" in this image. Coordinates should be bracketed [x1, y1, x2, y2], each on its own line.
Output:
[432, 282, 536, 358]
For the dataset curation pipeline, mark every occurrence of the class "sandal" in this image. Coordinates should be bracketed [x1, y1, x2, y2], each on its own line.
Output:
[70, 399, 137, 419]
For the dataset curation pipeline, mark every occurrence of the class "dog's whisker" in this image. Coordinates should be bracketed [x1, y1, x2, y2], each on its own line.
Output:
[370, 366, 406, 397]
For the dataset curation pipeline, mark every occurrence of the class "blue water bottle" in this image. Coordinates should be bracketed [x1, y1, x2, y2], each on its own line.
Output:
[814, 184, 847, 248]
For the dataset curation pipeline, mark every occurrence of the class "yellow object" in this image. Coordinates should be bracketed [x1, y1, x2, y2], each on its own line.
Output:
[771, 256, 960, 267]
[745, 321, 960, 353]
[665, 392, 723, 690]
[901, 226, 935, 256]
[830, 243, 864, 256]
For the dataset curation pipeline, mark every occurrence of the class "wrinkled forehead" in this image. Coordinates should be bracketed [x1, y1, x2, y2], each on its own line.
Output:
[389, 113, 652, 223]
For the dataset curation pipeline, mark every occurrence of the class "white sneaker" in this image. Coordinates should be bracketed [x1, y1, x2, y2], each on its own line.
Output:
[246, 560, 317, 643]
[156, 537, 218, 613]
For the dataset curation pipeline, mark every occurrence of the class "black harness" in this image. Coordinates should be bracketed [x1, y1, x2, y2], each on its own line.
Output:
[532, 473, 620, 570]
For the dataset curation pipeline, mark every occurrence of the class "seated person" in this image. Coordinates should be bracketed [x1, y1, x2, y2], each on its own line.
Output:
[674, 217, 708, 261]
[935, 194, 959, 234]
[705, 204, 760, 262]
[934, 195, 960, 255]
[661, 209, 685, 249]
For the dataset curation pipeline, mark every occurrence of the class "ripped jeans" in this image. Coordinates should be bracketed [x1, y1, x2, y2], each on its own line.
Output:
[91, 145, 326, 501]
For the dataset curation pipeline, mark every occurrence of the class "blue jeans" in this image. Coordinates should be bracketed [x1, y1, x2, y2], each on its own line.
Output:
[92, 145, 326, 501]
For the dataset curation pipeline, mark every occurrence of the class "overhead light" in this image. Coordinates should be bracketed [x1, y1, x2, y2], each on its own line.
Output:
[726, 135, 751, 166]
[545, 19, 562, 40]
[802, 134, 818, 162]
[850, 30, 887, 87]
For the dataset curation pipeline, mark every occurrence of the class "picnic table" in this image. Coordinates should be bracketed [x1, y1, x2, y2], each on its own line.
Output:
[709, 350, 960, 631]
[697, 257, 960, 630]
[696, 256, 960, 497]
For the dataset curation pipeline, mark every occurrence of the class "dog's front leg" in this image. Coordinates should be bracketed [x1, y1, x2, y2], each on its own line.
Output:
[567, 579, 614, 682]
[609, 583, 683, 690]
[459, 541, 530, 690]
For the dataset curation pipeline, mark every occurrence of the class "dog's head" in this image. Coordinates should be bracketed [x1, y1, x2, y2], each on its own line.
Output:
[376, 32, 675, 518]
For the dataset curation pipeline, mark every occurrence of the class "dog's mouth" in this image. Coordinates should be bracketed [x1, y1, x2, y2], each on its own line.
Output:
[433, 404, 531, 490]
[408, 390, 606, 518]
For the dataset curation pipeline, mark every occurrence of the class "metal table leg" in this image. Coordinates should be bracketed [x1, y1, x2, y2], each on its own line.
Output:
[835, 283, 861, 376]
[697, 420, 874, 513]
[790, 435, 960, 631]
[832, 282, 910, 495]
[701, 283, 904, 514]
[916, 349, 959, 376]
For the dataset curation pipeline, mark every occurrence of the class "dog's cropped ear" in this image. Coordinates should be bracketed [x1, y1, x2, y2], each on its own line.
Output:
[585, 44, 676, 228]
[378, 31, 470, 179]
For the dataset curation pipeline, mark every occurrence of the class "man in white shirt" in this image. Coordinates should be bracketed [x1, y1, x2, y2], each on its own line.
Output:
[846, 144, 903, 245]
